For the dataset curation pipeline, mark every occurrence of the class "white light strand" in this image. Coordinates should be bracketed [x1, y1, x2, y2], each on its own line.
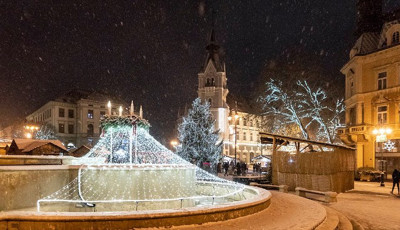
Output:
[37, 116, 246, 212]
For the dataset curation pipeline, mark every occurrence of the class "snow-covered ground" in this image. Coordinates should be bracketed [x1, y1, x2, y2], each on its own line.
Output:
[327, 181, 400, 230]
[145, 191, 327, 230]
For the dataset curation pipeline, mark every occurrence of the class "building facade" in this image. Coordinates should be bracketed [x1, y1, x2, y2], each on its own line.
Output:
[26, 90, 126, 148]
[339, 0, 400, 174]
[197, 29, 268, 164]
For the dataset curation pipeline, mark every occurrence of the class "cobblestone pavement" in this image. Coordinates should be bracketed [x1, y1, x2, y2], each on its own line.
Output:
[326, 181, 400, 230]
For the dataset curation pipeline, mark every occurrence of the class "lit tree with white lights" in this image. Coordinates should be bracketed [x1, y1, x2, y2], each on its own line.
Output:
[259, 79, 311, 140]
[259, 79, 344, 143]
[297, 80, 345, 143]
[35, 123, 57, 140]
[176, 98, 222, 172]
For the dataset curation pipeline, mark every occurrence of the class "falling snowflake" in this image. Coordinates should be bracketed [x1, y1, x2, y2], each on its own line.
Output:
[383, 140, 395, 151]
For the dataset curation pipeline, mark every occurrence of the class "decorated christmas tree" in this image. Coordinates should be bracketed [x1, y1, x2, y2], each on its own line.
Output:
[176, 98, 222, 172]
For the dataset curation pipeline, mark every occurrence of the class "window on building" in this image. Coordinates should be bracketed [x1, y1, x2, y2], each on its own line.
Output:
[206, 78, 210, 86]
[243, 132, 246, 141]
[378, 72, 387, 90]
[361, 104, 364, 124]
[392, 31, 400, 44]
[68, 109, 74, 118]
[68, 124, 74, 134]
[87, 110, 94, 119]
[87, 124, 94, 136]
[100, 111, 106, 118]
[243, 119, 247, 126]
[211, 78, 215, 86]
[59, 108, 65, 117]
[58, 123, 65, 133]
[349, 107, 356, 126]
[398, 104, 400, 123]
[250, 132, 253, 141]
[378, 106, 388, 124]
[208, 98, 212, 106]
[350, 79, 355, 96]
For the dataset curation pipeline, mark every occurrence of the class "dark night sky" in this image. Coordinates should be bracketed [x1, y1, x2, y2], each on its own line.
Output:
[1, 1, 399, 142]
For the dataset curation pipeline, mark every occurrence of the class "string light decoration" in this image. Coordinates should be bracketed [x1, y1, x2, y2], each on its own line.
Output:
[37, 114, 248, 212]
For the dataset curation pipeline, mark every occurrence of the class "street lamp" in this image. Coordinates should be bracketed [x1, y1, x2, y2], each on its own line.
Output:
[170, 140, 178, 149]
[24, 125, 39, 139]
[372, 127, 392, 187]
[228, 102, 241, 166]
[107, 101, 112, 115]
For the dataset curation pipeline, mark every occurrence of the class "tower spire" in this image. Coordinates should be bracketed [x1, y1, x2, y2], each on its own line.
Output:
[203, 10, 223, 72]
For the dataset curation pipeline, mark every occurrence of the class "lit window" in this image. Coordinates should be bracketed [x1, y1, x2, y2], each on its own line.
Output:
[377, 106, 388, 124]
[87, 110, 94, 119]
[378, 72, 387, 90]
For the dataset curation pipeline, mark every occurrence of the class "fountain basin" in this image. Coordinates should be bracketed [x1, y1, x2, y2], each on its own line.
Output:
[1, 186, 271, 228]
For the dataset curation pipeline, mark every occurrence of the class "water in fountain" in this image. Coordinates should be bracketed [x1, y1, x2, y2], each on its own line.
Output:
[37, 115, 249, 212]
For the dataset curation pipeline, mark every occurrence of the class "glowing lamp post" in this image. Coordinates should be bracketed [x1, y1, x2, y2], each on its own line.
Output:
[118, 106, 123, 116]
[228, 103, 240, 168]
[24, 125, 39, 139]
[107, 101, 112, 115]
[372, 127, 392, 187]
[170, 140, 178, 150]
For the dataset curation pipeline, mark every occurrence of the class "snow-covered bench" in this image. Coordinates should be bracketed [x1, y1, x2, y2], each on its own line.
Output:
[295, 187, 337, 203]
[249, 182, 288, 193]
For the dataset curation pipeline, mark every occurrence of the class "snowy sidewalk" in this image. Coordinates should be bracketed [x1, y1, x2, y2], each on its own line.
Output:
[164, 191, 326, 230]
[326, 181, 400, 230]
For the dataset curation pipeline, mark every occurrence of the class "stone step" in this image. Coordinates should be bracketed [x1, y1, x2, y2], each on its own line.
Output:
[316, 206, 353, 230]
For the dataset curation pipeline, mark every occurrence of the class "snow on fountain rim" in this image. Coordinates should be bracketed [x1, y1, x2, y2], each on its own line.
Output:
[2, 186, 271, 220]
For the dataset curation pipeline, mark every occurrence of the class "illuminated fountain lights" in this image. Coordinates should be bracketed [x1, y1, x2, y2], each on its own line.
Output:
[37, 114, 250, 212]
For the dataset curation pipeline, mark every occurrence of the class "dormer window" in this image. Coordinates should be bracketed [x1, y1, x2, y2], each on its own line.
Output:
[392, 31, 399, 44]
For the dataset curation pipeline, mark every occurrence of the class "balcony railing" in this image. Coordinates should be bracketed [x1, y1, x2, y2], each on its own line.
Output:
[338, 124, 374, 135]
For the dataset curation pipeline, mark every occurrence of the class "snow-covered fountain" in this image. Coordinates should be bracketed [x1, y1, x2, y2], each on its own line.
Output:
[36, 108, 268, 216]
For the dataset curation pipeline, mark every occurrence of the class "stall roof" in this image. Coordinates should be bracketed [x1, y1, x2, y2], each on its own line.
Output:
[259, 132, 355, 150]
